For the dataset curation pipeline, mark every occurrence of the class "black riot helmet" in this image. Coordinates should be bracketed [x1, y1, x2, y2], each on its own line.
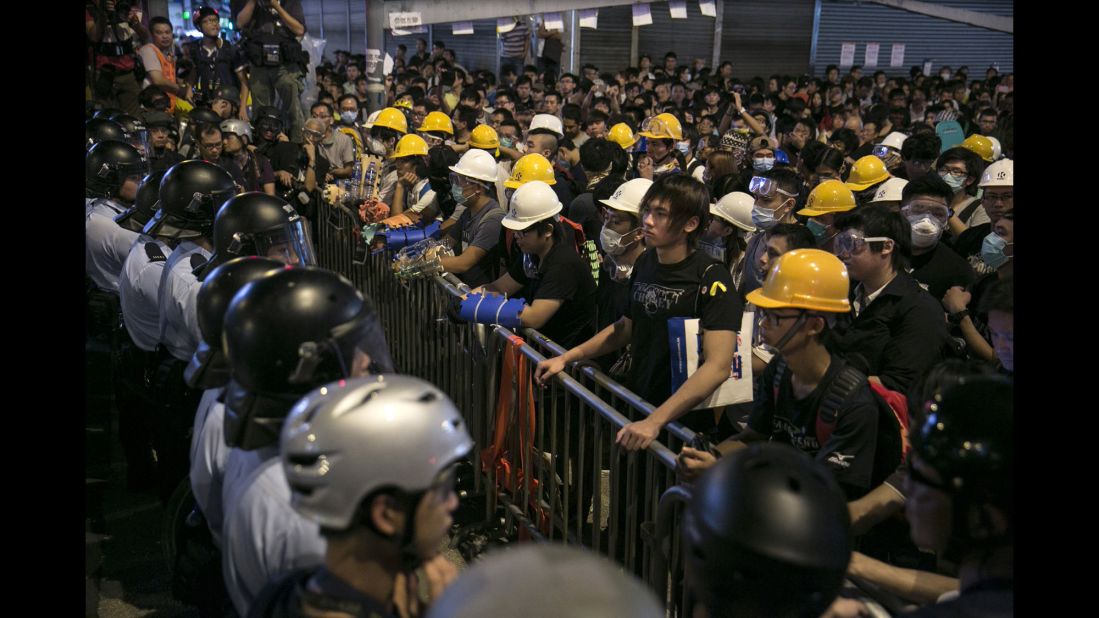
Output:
[222, 267, 394, 450]
[110, 113, 146, 135]
[142, 160, 238, 239]
[194, 192, 317, 280]
[188, 107, 222, 128]
[683, 443, 851, 618]
[93, 107, 123, 120]
[86, 118, 127, 150]
[115, 169, 167, 232]
[185, 256, 285, 390]
[86, 140, 147, 198]
[911, 376, 1013, 559]
[110, 113, 151, 155]
[252, 106, 285, 142]
[212, 84, 241, 106]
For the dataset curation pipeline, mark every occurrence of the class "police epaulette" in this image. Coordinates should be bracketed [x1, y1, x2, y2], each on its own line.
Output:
[190, 253, 209, 271]
[144, 242, 167, 263]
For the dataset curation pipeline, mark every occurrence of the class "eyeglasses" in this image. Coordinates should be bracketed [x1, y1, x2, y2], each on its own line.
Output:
[834, 231, 892, 256]
[907, 159, 934, 170]
[757, 308, 804, 326]
[902, 201, 951, 221]
[983, 191, 1013, 203]
[937, 167, 968, 179]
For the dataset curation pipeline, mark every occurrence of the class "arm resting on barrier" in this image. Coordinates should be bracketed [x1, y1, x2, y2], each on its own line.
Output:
[617, 329, 737, 451]
[534, 316, 633, 385]
[439, 246, 486, 275]
[457, 294, 524, 329]
[847, 552, 959, 606]
[518, 299, 563, 330]
[479, 273, 522, 297]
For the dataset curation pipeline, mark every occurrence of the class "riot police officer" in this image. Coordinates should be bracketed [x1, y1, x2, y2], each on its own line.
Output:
[86, 117, 127, 151]
[86, 140, 146, 293]
[193, 191, 315, 282]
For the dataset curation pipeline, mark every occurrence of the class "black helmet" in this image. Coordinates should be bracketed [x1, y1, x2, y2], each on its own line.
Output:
[185, 256, 284, 390]
[86, 118, 126, 149]
[212, 84, 241, 105]
[912, 376, 1013, 556]
[252, 106, 285, 138]
[143, 110, 176, 129]
[115, 169, 168, 233]
[188, 107, 223, 128]
[194, 192, 316, 280]
[222, 267, 394, 450]
[86, 140, 146, 197]
[192, 5, 220, 26]
[142, 160, 237, 239]
[683, 443, 851, 618]
[93, 107, 123, 120]
[109, 113, 147, 136]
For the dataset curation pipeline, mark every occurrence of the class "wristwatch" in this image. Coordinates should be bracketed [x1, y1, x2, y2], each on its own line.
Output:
[738, 107, 747, 115]
[948, 309, 970, 325]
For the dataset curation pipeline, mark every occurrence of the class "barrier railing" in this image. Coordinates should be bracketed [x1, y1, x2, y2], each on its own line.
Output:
[315, 205, 693, 613]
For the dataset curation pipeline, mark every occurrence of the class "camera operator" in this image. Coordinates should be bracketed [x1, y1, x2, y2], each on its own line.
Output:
[183, 6, 251, 121]
[86, 0, 151, 115]
[232, 0, 307, 142]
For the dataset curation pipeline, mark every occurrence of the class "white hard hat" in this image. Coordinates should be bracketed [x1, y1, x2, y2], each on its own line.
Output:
[502, 180, 562, 230]
[987, 136, 1003, 161]
[880, 131, 908, 151]
[528, 114, 564, 139]
[449, 149, 500, 183]
[362, 109, 381, 129]
[710, 191, 757, 233]
[979, 158, 1013, 188]
[868, 177, 909, 203]
[598, 178, 653, 215]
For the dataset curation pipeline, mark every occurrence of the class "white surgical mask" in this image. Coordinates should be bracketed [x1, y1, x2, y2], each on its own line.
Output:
[940, 172, 966, 193]
[599, 223, 639, 256]
[907, 214, 944, 249]
[753, 157, 775, 172]
[368, 136, 388, 156]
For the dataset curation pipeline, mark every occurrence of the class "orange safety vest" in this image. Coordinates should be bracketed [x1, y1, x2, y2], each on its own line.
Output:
[148, 44, 179, 112]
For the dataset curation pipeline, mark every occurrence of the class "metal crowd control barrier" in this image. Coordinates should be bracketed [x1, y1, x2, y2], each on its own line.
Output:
[315, 204, 695, 613]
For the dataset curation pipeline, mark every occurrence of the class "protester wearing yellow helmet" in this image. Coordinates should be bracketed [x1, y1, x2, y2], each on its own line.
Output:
[417, 110, 454, 147]
[637, 112, 684, 181]
[959, 134, 994, 163]
[389, 134, 437, 217]
[798, 180, 857, 251]
[360, 107, 409, 206]
[844, 155, 892, 206]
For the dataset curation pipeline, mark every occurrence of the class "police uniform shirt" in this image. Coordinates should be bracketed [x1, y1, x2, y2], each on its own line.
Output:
[190, 387, 228, 546]
[626, 248, 744, 406]
[748, 354, 880, 499]
[157, 240, 211, 361]
[119, 236, 174, 352]
[221, 455, 325, 616]
[86, 198, 142, 293]
[220, 444, 278, 540]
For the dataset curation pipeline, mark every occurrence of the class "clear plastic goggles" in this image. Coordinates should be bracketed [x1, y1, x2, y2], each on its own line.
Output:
[902, 201, 951, 223]
[749, 175, 798, 199]
[834, 230, 892, 256]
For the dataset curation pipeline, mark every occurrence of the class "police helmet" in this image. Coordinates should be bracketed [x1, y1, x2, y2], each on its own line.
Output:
[253, 106, 285, 137]
[115, 169, 167, 232]
[85, 140, 146, 198]
[222, 267, 393, 449]
[185, 257, 284, 390]
[86, 118, 126, 149]
[194, 192, 316, 280]
[188, 107, 222, 128]
[109, 113, 147, 136]
[93, 107, 123, 120]
[212, 85, 241, 106]
[683, 442, 851, 618]
[142, 160, 237, 239]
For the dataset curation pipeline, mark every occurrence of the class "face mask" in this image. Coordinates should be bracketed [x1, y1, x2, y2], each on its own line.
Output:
[450, 184, 468, 205]
[600, 224, 639, 256]
[499, 136, 514, 149]
[751, 199, 789, 231]
[908, 214, 944, 249]
[698, 238, 726, 262]
[368, 137, 388, 156]
[340, 111, 357, 124]
[752, 157, 775, 172]
[980, 232, 1012, 270]
[676, 141, 691, 156]
[806, 218, 830, 244]
[940, 172, 966, 193]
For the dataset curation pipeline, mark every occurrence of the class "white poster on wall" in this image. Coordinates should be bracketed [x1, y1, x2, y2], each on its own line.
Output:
[388, 12, 422, 31]
[669, 0, 688, 19]
[923, 60, 933, 75]
[579, 8, 599, 29]
[452, 22, 474, 35]
[890, 44, 905, 68]
[543, 12, 565, 31]
[865, 42, 879, 68]
[840, 42, 856, 68]
[699, 0, 717, 17]
[632, 3, 653, 26]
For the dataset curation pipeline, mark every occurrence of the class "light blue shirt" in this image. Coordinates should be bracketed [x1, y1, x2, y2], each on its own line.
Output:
[119, 236, 173, 352]
[189, 387, 228, 547]
[157, 239, 211, 361]
[86, 198, 141, 293]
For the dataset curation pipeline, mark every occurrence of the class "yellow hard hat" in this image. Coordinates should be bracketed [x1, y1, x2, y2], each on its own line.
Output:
[845, 155, 891, 192]
[393, 99, 413, 110]
[638, 113, 683, 140]
[745, 249, 852, 314]
[505, 153, 557, 189]
[372, 107, 408, 134]
[391, 134, 429, 159]
[960, 134, 995, 163]
[417, 110, 454, 135]
[798, 180, 857, 217]
[470, 124, 500, 150]
[608, 122, 638, 149]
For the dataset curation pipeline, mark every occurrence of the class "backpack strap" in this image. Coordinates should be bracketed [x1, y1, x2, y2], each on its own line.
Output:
[771, 355, 787, 405]
[957, 197, 982, 224]
[816, 361, 867, 448]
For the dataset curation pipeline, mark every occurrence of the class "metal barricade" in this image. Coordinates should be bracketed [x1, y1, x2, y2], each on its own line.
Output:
[312, 202, 692, 614]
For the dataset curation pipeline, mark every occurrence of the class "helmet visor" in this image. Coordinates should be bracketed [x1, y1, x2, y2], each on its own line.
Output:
[872, 145, 901, 167]
[246, 218, 318, 267]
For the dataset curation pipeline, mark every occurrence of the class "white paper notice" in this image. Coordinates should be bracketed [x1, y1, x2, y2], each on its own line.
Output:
[579, 9, 599, 29]
[669, 0, 688, 19]
[890, 44, 905, 68]
[391, 26, 426, 36]
[452, 21, 474, 35]
[699, 0, 717, 17]
[632, 3, 653, 27]
[923, 60, 933, 76]
[383, 53, 394, 76]
[543, 12, 565, 31]
[388, 12, 422, 31]
[865, 42, 879, 68]
[840, 42, 856, 68]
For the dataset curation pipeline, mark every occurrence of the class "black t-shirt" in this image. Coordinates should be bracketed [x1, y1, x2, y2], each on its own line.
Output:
[910, 242, 977, 303]
[626, 248, 744, 406]
[949, 221, 990, 261]
[749, 355, 880, 498]
[597, 261, 631, 331]
[507, 241, 597, 350]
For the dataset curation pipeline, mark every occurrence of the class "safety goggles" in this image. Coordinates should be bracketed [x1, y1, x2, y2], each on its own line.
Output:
[749, 176, 798, 199]
[640, 115, 675, 138]
[902, 201, 952, 222]
[834, 230, 892, 256]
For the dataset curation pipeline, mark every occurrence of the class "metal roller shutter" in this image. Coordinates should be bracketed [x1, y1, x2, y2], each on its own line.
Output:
[425, 20, 500, 75]
[637, 1, 719, 73]
[721, 0, 815, 81]
[579, 5, 634, 74]
[300, 0, 367, 60]
[814, 0, 1013, 78]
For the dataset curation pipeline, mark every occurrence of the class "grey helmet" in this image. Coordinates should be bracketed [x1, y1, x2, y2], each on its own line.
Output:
[281, 375, 474, 532]
[219, 118, 253, 145]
